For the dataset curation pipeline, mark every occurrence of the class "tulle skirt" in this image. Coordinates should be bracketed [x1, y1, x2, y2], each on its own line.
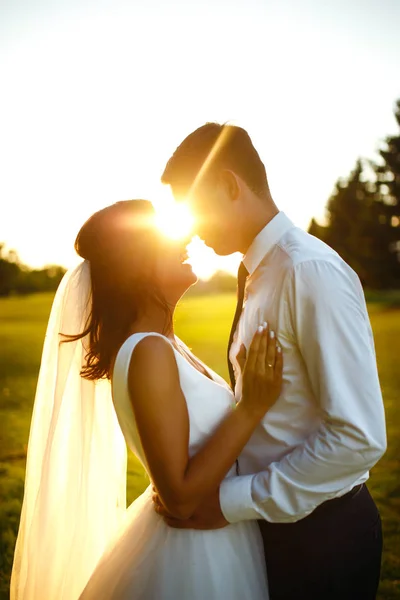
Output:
[79, 485, 269, 600]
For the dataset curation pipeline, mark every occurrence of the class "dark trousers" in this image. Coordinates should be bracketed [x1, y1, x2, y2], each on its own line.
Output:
[258, 484, 383, 600]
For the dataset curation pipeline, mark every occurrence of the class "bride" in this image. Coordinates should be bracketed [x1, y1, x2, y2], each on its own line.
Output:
[11, 199, 282, 600]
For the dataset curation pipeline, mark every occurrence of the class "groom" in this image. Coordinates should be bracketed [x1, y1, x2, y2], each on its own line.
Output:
[155, 123, 387, 599]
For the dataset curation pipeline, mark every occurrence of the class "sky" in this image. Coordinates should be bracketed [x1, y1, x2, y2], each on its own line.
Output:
[0, 0, 399, 278]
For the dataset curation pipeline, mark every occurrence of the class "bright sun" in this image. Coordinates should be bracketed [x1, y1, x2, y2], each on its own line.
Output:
[154, 202, 195, 240]
[151, 188, 241, 280]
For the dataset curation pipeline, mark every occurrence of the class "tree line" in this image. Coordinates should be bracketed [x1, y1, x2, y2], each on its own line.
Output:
[0, 244, 66, 297]
[309, 99, 400, 289]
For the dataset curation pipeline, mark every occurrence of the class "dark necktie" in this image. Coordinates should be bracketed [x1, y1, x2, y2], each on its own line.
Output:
[227, 261, 248, 389]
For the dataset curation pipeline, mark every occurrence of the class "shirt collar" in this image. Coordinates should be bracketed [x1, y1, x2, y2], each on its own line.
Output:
[243, 211, 295, 275]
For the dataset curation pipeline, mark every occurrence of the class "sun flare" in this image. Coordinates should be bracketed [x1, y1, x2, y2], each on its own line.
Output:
[150, 188, 240, 280]
[154, 202, 195, 241]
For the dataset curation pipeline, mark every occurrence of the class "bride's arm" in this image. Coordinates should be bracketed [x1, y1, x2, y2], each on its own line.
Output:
[128, 327, 282, 520]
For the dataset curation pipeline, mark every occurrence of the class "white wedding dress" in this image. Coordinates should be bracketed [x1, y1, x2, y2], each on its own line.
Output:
[79, 332, 269, 600]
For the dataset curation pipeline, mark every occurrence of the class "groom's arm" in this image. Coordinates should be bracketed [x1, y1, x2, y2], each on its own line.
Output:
[219, 258, 387, 523]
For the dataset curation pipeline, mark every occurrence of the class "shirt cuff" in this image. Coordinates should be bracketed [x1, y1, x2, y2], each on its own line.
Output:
[219, 474, 260, 523]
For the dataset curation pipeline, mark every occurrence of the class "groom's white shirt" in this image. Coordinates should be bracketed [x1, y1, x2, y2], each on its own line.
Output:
[220, 211, 387, 523]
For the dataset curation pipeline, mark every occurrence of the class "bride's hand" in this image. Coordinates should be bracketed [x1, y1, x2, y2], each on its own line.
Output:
[239, 323, 283, 418]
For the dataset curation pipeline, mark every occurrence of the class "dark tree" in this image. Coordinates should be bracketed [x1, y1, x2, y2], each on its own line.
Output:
[374, 99, 400, 275]
[308, 100, 400, 289]
[377, 99, 400, 205]
[0, 244, 21, 296]
[308, 160, 400, 289]
[0, 243, 66, 296]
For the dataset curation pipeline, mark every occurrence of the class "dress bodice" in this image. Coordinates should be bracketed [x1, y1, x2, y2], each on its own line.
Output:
[112, 333, 236, 477]
[80, 333, 269, 600]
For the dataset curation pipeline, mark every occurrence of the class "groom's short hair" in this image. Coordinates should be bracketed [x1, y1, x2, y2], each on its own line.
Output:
[161, 123, 269, 198]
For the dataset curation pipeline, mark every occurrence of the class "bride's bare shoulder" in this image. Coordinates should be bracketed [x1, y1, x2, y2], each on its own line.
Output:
[128, 335, 179, 392]
[131, 334, 173, 358]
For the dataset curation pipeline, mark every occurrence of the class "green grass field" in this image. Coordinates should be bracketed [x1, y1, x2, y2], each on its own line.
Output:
[1, 292, 399, 599]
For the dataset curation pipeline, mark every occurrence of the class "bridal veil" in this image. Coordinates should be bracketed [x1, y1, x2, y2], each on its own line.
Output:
[10, 261, 127, 600]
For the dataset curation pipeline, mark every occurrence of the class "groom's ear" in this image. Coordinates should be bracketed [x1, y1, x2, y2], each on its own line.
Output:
[219, 169, 241, 202]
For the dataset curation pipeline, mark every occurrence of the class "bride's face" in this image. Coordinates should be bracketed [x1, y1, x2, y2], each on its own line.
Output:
[154, 235, 198, 301]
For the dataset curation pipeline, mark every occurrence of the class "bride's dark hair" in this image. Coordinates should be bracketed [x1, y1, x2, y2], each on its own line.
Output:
[66, 200, 172, 381]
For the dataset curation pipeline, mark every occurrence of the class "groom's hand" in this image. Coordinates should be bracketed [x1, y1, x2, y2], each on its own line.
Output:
[152, 487, 229, 530]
